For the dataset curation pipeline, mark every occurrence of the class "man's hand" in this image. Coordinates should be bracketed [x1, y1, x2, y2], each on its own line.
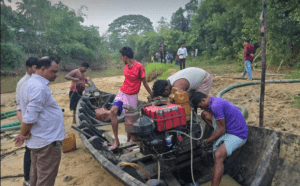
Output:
[250, 54, 254, 57]
[74, 78, 80, 81]
[14, 133, 31, 147]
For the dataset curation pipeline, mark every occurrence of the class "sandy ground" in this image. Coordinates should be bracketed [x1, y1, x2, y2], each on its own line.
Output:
[1, 69, 300, 186]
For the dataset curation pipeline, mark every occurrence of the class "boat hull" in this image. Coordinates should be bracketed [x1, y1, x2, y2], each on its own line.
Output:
[76, 79, 300, 186]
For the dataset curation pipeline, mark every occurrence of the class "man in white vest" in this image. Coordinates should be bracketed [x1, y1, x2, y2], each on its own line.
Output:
[152, 67, 213, 98]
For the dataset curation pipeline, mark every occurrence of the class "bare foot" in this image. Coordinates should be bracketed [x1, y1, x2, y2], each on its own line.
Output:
[108, 140, 119, 151]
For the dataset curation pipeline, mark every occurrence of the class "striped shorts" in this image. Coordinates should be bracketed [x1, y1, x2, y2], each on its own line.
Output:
[197, 72, 213, 96]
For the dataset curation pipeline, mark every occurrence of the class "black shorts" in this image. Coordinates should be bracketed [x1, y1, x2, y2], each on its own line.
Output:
[69, 91, 83, 111]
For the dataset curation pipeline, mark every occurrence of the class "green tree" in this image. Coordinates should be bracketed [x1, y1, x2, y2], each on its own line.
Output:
[1, 3, 26, 70]
[1, 0, 106, 71]
[161, 29, 186, 57]
[126, 34, 139, 52]
[170, 7, 188, 32]
[185, 0, 199, 30]
[107, 15, 154, 51]
[135, 32, 163, 61]
[156, 16, 170, 34]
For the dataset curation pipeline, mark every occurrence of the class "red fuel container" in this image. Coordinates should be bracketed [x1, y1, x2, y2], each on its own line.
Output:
[143, 103, 186, 131]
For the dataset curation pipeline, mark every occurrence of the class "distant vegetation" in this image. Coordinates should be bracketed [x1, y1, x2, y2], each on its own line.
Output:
[1, 0, 299, 74]
[1, 0, 106, 73]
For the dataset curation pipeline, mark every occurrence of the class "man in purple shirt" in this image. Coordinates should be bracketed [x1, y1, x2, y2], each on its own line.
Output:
[190, 92, 248, 186]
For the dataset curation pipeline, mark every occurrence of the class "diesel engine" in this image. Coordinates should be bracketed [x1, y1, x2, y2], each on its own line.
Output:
[124, 88, 213, 159]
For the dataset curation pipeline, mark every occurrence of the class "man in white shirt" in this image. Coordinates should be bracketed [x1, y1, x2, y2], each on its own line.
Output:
[15, 56, 65, 186]
[16, 57, 38, 102]
[152, 67, 213, 98]
[177, 43, 188, 70]
[15, 57, 38, 186]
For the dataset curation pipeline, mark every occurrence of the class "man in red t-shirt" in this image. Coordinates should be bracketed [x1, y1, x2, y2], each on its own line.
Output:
[242, 39, 255, 80]
[108, 46, 153, 150]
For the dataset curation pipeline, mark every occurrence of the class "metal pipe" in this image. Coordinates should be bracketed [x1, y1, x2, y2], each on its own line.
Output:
[1, 126, 21, 133]
[260, 0, 267, 127]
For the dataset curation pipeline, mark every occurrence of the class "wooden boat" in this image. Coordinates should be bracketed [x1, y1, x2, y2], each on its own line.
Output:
[75, 79, 300, 186]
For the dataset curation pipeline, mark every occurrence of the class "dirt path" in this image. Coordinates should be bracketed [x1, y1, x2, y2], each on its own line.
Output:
[1, 69, 299, 186]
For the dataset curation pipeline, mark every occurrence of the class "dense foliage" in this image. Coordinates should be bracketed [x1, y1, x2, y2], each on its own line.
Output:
[127, 0, 299, 69]
[106, 15, 154, 52]
[1, 0, 299, 72]
[1, 0, 105, 72]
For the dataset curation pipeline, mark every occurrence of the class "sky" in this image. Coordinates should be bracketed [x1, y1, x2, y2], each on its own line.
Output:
[7, 0, 192, 36]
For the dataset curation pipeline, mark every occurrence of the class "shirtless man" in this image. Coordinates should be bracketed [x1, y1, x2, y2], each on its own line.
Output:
[152, 67, 213, 98]
[65, 62, 89, 123]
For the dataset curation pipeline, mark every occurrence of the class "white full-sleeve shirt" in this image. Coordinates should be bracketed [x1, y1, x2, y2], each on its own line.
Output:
[177, 47, 188, 59]
[16, 72, 30, 104]
[17, 74, 65, 149]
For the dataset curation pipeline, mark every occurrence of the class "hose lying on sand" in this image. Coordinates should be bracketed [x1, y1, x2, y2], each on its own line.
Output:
[1, 109, 64, 133]
[1, 110, 17, 120]
[217, 79, 300, 118]
[1, 122, 20, 128]
[1, 126, 21, 133]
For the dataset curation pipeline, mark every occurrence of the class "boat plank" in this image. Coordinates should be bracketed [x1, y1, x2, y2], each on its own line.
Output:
[119, 150, 153, 163]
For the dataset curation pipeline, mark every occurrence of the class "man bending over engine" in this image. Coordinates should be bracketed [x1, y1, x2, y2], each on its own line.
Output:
[190, 92, 248, 186]
[108, 46, 153, 150]
[152, 67, 212, 98]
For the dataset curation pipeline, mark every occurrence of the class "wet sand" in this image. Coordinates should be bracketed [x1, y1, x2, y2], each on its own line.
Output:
[1, 69, 299, 186]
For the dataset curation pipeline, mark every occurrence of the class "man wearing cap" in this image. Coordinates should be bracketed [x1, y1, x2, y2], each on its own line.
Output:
[190, 92, 248, 186]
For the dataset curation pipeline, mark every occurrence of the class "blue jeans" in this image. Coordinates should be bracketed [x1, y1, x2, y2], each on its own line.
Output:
[242, 60, 252, 79]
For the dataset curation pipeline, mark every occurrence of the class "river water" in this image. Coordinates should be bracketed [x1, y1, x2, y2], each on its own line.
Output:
[1, 68, 124, 94]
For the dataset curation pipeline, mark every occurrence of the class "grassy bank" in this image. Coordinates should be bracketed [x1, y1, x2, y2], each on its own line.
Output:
[145, 62, 179, 81]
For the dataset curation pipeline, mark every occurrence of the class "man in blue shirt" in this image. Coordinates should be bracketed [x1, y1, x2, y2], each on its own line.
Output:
[190, 92, 248, 186]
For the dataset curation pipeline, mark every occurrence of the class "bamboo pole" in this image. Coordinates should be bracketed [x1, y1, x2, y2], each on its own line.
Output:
[277, 60, 284, 73]
[259, 0, 267, 127]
